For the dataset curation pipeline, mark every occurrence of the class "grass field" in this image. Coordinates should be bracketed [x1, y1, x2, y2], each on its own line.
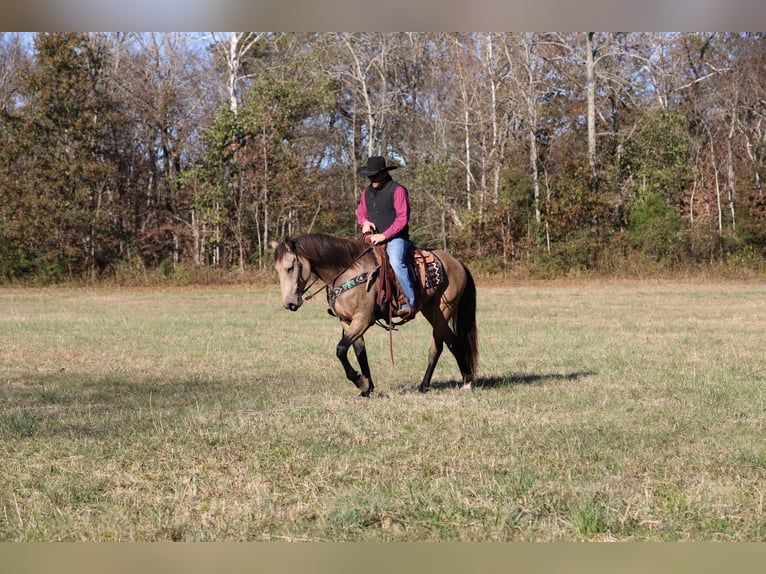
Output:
[1, 280, 765, 541]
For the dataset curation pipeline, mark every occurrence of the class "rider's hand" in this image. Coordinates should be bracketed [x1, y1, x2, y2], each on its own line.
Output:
[369, 233, 387, 245]
[362, 220, 377, 234]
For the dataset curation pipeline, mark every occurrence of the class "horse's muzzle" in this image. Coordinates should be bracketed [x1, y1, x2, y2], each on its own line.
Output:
[285, 298, 302, 312]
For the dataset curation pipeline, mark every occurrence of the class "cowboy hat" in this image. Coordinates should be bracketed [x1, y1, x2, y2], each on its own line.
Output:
[356, 156, 400, 177]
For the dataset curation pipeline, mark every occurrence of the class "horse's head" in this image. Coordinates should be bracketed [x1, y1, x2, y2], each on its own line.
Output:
[271, 238, 311, 312]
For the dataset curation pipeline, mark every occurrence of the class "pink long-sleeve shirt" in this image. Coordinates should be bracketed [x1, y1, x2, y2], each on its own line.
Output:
[356, 184, 410, 240]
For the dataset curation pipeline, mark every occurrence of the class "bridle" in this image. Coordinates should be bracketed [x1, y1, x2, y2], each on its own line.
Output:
[291, 254, 317, 300]
[295, 244, 373, 302]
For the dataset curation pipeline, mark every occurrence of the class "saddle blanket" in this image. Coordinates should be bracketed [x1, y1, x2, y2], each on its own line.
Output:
[413, 248, 443, 290]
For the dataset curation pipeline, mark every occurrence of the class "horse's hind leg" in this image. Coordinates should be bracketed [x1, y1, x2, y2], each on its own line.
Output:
[419, 333, 444, 393]
[336, 318, 374, 397]
[421, 304, 472, 393]
[446, 328, 474, 390]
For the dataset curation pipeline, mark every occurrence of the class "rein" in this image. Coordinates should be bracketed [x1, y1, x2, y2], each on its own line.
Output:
[294, 236, 396, 367]
[301, 244, 373, 302]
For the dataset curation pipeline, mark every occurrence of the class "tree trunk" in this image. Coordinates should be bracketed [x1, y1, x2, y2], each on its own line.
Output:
[726, 117, 737, 237]
[228, 33, 239, 114]
[586, 32, 598, 189]
[464, 103, 471, 211]
[191, 208, 201, 265]
[710, 136, 723, 237]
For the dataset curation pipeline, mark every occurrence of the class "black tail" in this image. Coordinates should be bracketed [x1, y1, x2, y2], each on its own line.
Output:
[451, 264, 478, 378]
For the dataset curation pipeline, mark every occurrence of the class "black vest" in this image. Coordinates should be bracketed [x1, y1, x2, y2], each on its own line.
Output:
[363, 178, 409, 239]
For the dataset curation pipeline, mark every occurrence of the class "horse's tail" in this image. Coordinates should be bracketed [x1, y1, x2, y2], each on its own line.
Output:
[452, 263, 478, 378]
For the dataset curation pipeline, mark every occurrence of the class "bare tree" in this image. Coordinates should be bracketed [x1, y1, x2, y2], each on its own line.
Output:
[0, 33, 28, 115]
[208, 32, 266, 115]
[448, 34, 477, 211]
[503, 33, 545, 227]
[109, 32, 218, 267]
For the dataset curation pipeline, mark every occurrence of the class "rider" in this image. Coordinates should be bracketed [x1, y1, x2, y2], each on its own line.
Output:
[355, 156, 416, 317]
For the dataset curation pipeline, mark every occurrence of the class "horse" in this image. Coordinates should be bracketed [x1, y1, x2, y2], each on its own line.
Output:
[271, 233, 478, 397]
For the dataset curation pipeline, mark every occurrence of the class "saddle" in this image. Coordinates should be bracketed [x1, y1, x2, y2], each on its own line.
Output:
[369, 241, 444, 324]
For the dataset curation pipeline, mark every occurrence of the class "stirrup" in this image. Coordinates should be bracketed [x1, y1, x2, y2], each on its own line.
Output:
[395, 303, 415, 318]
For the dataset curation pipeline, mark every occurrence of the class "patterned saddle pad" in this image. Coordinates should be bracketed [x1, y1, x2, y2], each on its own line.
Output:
[412, 248, 444, 290]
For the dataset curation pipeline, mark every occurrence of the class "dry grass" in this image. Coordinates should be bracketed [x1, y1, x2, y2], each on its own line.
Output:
[1, 280, 765, 541]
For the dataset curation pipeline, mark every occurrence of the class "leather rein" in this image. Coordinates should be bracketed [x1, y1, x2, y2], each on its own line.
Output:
[293, 237, 399, 367]
[298, 243, 373, 302]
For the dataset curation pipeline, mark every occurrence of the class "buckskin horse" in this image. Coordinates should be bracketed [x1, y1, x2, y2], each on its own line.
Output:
[271, 233, 478, 396]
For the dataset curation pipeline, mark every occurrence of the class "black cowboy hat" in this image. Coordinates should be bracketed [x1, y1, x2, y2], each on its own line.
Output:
[356, 156, 400, 177]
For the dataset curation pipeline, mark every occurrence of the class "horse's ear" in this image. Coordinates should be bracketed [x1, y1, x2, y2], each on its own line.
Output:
[269, 240, 280, 251]
[285, 237, 297, 253]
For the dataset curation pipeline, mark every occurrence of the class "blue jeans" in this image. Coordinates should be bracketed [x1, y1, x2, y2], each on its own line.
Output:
[386, 237, 416, 308]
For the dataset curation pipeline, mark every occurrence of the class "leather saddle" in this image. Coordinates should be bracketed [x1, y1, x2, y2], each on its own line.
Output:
[368, 242, 444, 322]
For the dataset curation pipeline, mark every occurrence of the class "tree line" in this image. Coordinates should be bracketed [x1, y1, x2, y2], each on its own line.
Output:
[1, 32, 765, 283]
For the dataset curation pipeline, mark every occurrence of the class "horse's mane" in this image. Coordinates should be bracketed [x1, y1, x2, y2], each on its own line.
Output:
[282, 233, 371, 272]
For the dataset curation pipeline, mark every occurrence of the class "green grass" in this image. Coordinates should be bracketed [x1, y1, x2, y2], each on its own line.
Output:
[1, 280, 765, 541]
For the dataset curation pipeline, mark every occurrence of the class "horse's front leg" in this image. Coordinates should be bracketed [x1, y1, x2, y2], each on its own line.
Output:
[336, 318, 374, 397]
[352, 337, 374, 396]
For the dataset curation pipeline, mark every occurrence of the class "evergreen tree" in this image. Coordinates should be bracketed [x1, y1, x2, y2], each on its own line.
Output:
[10, 33, 117, 279]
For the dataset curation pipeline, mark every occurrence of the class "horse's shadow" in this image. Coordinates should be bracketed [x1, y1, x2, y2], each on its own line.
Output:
[413, 370, 597, 393]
